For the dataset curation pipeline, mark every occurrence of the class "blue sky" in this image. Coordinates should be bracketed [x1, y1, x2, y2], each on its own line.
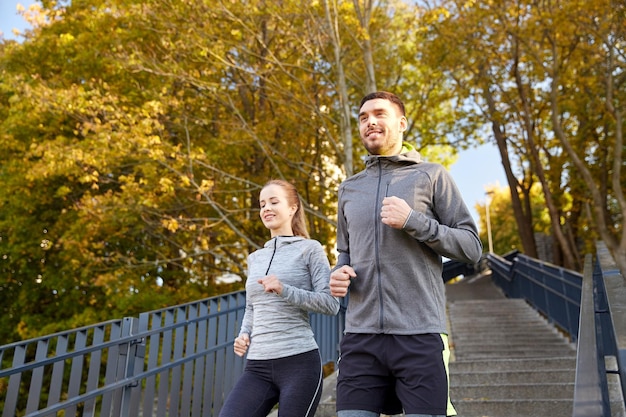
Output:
[449, 143, 505, 228]
[1, 1, 507, 231]
[1, 0, 34, 40]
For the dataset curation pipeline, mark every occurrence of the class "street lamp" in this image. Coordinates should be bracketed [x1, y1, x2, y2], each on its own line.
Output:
[485, 191, 494, 253]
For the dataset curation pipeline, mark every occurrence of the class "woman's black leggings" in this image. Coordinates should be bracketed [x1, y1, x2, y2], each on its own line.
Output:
[218, 349, 323, 417]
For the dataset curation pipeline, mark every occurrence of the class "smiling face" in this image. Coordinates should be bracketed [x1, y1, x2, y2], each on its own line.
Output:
[358, 98, 408, 156]
[259, 184, 297, 237]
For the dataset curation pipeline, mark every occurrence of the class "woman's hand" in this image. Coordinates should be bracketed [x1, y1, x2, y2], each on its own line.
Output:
[233, 334, 250, 357]
[258, 275, 284, 295]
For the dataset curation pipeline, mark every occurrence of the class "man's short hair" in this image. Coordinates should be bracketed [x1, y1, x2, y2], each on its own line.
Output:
[359, 91, 406, 116]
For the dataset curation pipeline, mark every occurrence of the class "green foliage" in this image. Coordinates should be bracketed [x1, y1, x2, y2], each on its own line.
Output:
[1, 0, 467, 342]
[477, 184, 552, 256]
[5, 0, 621, 343]
[420, 0, 626, 272]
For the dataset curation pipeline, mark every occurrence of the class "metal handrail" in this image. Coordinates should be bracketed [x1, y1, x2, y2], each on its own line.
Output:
[572, 254, 610, 416]
[0, 291, 342, 417]
[583, 241, 626, 416]
[487, 251, 582, 340]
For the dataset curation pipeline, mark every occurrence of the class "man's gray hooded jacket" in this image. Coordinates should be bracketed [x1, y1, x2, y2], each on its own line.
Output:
[334, 146, 482, 335]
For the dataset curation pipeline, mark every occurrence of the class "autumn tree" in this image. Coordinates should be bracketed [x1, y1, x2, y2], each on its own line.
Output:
[420, 0, 625, 275]
[477, 184, 554, 257]
[0, 0, 469, 342]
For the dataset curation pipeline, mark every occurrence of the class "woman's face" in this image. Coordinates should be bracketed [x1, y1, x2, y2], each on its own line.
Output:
[259, 184, 296, 237]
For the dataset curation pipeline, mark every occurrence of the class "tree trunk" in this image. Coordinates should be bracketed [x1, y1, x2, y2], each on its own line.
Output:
[546, 37, 624, 274]
[509, 42, 579, 270]
[353, 0, 377, 93]
[483, 86, 538, 258]
[323, 0, 354, 177]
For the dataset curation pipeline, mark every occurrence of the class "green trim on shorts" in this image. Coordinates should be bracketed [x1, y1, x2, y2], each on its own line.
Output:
[440, 333, 457, 416]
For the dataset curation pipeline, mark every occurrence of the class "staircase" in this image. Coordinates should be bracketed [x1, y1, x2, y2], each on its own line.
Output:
[312, 271, 578, 417]
[447, 272, 577, 417]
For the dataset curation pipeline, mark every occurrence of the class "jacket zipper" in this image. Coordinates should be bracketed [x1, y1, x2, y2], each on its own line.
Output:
[265, 238, 278, 275]
[374, 163, 387, 330]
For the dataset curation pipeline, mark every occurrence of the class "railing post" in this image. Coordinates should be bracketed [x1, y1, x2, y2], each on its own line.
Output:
[118, 317, 146, 417]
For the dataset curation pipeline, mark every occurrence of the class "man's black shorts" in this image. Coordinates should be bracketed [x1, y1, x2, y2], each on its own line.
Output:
[335, 333, 455, 416]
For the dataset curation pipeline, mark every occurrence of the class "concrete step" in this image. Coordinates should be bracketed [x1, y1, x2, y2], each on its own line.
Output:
[451, 382, 575, 400]
[453, 350, 574, 360]
[451, 369, 574, 385]
[314, 401, 338, 417]
[451, 398, 573, 417]
[449, 357, 576, 372]
[453, 336, 572, 346]
[446, 278, 577, 417]
[451, 338, 574, 348]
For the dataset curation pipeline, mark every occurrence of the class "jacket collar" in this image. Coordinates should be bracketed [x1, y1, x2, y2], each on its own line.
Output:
[263, 235, 304, 249]
[365, 142, 422, 169]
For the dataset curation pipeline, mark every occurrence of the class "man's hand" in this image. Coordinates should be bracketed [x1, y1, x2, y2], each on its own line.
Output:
[330, 266, 356, 297]
[381, 196, 412, 229]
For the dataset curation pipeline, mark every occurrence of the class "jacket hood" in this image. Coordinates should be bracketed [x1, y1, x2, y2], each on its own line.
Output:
[364, 142, 422, 168]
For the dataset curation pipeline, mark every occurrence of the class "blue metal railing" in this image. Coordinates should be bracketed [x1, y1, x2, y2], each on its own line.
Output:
[0, 291, 342, 417]
[487, 250, 582, 340]
[442, 257, 479, 282]
[487, 242, 626, 416]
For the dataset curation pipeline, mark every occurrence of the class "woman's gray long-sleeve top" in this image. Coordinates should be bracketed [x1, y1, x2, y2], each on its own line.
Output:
[240, 236, 340, 360]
